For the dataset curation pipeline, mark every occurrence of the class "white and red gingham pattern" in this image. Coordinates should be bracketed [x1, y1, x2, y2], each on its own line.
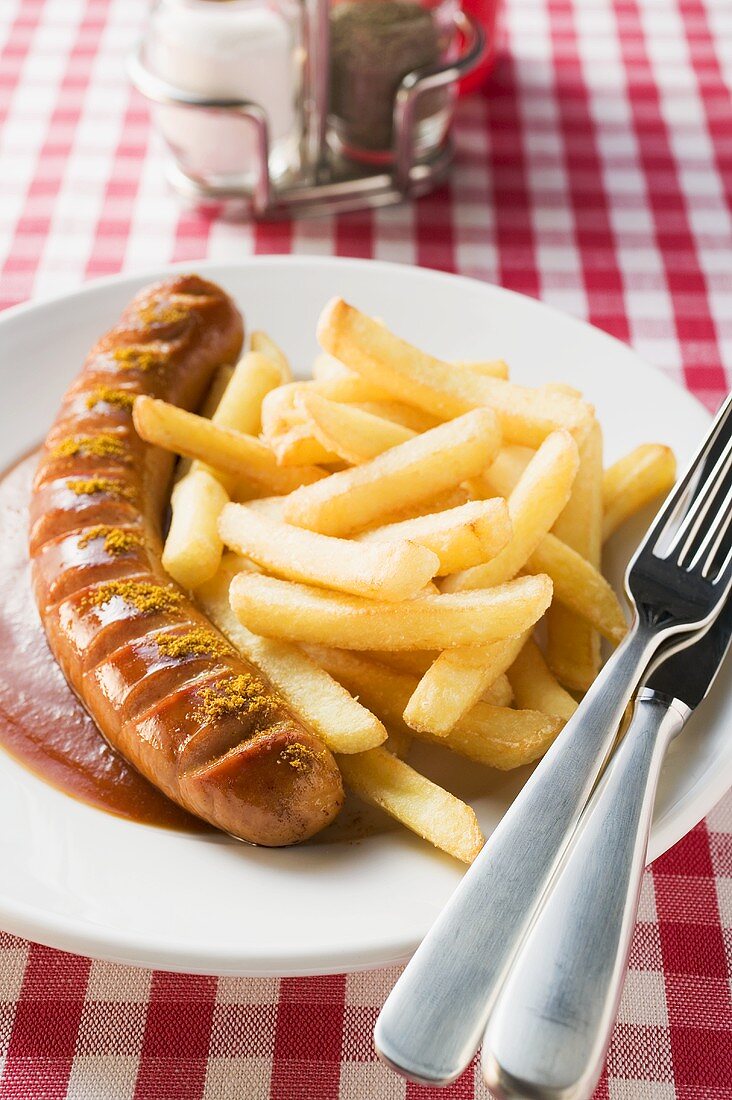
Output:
[2, 0, 732, 1096]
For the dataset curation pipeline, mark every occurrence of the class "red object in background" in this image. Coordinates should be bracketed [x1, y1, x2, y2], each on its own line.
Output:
[459, 0, 501, 92]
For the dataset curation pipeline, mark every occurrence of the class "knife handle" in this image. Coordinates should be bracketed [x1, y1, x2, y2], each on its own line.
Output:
[374, 625, 659, 1086]
[482, 689, 689, 1100]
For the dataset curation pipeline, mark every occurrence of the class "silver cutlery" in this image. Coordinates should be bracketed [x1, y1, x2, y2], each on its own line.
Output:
[374, 392, 732, 1087]
[482, 608, 732, 1099]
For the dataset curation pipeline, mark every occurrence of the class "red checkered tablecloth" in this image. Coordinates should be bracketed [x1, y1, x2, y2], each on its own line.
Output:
[2, 0, 732, 1096]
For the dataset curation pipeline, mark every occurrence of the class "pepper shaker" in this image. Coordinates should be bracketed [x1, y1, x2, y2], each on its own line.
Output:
[329, 0, 460, 164]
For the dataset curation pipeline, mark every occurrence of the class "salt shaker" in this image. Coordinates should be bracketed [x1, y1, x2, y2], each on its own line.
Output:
[145, 0, 303, 188]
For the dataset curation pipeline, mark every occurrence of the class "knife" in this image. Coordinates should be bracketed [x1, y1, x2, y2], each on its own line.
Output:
[482, 607, 732, 1100]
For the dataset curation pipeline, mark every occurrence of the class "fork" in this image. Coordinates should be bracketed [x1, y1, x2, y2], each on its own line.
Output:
[374, 392, 732, 1087]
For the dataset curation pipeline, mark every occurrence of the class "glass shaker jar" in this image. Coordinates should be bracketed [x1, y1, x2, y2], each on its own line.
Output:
[144, 0, 303, 190]
[328, 0, 460, 165]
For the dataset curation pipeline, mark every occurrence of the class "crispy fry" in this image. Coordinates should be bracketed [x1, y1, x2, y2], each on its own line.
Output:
[163, 469, 229, 590]
[453, 359, 509, 379]
[270, 425, 341, 467]
[356, 498, 512, 575]
[219, 503, 440, 601]
[337, 748, 484, 863]
[260, 382, 308, 439]
[317, 299, 592, 445]
[508, 639, 578, 722]
[312, 352, 351, 384]
[403, 632, 530, 736]
[353, 401, 440, 433]
[362, 650, 513, 706]
[250, 330, 292, 383]
[480, 445, 534, 498]
[163, 352, 283, 589]
[196, 560, 386, 754]
[526, 533, 627, 644]
[229, 572, 553, 650]
[302, 392, 416, 464]
[282, 408, 501, 536]
[547, 419, 604, 691]
[202, 363, 235, 412]
[443, 431, 579, 591]
[603, 444, 677, 541]
[209, 351, 282, 440]
[133, 396, 325, 495]
[310, 648, 562, 769]
[357, 486, 474, 531]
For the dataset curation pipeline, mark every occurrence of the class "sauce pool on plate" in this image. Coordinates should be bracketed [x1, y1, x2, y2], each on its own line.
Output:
[0, 451, 205, 832]
[0, 452, 390, 843]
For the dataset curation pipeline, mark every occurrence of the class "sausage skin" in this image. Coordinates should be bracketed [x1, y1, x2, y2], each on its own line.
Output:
[29, 275, 344, 845]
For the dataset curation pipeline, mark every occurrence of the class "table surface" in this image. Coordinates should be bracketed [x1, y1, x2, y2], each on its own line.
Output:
[2, 0, 732, 1096]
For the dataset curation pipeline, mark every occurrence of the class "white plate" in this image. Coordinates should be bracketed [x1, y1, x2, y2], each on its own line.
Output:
[0, 257, 723, 976]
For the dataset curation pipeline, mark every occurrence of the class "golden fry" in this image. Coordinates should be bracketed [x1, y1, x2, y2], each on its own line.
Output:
[196, 561, 386, 754]
[302, 392, 416, 464]
[356, 499, 512, 576]
[310, 648, 562, 769]
[282, 408, 501, 536]
[250, 330, 292, 383]
[403, 632, 529, 736]
[603, 444, 676, 540]
[133, 396, 325, 495]
[547, 419, 604, 691]
[443, 431, 579, 591]
[317, 298, 592, 445]
[508, 639, 578, 722]
[337, 748, 484, 863]
[229, 572, 553, 651]
[219, 503, 440, 601]
[526, 533, 627, 644]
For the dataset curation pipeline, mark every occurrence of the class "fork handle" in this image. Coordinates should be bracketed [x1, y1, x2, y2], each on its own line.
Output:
[374, 623, 660, 1086]
[482, 689, 689, 1100]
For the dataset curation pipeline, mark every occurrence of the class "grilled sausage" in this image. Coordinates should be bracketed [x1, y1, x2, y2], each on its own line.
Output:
[29, 275, 344, 845]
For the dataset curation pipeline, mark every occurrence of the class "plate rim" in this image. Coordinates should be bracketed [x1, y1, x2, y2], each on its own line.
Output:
[0, 255, 722, 975]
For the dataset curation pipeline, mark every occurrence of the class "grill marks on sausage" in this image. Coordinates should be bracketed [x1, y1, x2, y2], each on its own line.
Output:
[29, 277, 344, 843]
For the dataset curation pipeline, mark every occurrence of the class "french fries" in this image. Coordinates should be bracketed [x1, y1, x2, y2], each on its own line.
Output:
[282, 408, 501, 536]
[443, 430, 580, 591]
[269, 426, 340, 468]
[526, 534, 626, 644]
[353, 401, 440, 433]
[318, 299, 592, 445]
[208, 351, 283, 441]
[163, 352, 283, 589]
[147, 293, 678, 863]
[508, 639, 578, 722]
[133, 396, 325, 495]
[356, 499, 512, 575]
[480, 445, 534, 498]
[403, 632, 530, 736]
[603, 444, 677, 541]
[229, 572, 553, 650]
[218, 503, 440, 601]
[196, 560, 386, 754]
[163, 469, 229, 590]
[364, 651, 513, 706]
[337, 748, 484, 863]
[310, 648, 562, 769]
[547, 419, 604, 691]
[302, 392, 416, 464]
[453, 359, 509, 379]
[250, 330, 292, 383]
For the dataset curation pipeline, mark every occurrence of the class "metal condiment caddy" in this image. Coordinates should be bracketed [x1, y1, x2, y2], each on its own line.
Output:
[129, 0, 487, 218]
